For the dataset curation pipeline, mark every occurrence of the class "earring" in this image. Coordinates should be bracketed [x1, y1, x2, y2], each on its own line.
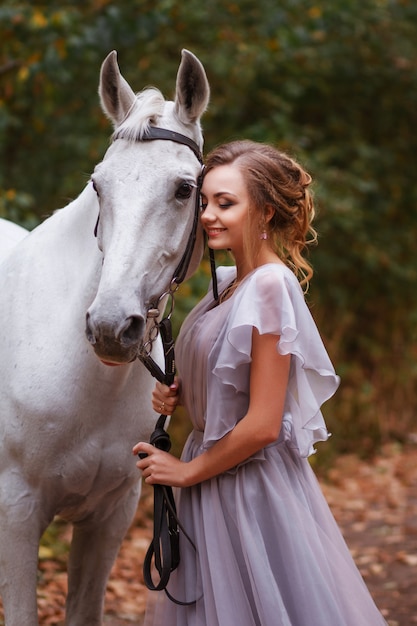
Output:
[260, 230, 268, 240]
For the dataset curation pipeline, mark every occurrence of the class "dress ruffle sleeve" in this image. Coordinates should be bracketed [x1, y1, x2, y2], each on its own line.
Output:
[204, 264, 340, 458]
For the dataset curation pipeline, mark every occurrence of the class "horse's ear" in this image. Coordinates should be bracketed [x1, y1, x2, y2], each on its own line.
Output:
[174, 50, 210, 125]
[99, 51, 136, 126]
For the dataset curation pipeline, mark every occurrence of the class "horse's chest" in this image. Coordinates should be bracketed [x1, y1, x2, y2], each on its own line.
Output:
[59, 436, 135, 489]
[51, 440, 138, 520]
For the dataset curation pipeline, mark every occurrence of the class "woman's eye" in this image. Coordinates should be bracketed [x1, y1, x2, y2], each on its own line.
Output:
[199, 197, 233, 211]
[176, 183, 193, 200]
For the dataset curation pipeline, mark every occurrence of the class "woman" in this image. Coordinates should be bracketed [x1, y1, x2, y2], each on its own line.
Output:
[133, 140, 387, 625]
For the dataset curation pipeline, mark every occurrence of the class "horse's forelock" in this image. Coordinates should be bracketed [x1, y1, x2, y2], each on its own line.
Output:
[111, 88, 166, 142]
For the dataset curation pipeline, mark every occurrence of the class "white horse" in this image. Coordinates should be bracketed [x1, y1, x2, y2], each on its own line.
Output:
[0, 50, 209, 625]
[0, 217, 28, 263]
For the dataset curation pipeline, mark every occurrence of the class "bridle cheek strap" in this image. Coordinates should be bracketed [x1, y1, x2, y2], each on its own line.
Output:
[93, 126, 203, 285]
[141, 127, 204, 287]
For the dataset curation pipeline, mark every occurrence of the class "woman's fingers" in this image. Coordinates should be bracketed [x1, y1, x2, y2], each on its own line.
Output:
[132, 441, 153, 457]
[152, 379, 180, 414]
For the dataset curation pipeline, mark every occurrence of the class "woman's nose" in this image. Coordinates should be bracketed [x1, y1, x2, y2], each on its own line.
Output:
[200, 204, 216, 223]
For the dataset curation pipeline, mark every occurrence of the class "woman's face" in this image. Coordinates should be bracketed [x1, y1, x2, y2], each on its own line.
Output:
[200, 164, 250, 261]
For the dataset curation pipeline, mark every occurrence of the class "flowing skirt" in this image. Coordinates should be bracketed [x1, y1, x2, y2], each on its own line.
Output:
[144, 437, 387, 626]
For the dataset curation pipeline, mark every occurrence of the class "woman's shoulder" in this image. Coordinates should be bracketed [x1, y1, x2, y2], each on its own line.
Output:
[215, 264, 305, 319]
[214, 263, 307, 340]
[240, 263, 303, 301]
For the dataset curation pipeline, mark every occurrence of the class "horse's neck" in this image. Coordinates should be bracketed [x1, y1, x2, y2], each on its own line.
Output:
[54, 185, 103, 284]
[50, 184, 98, 243]
[13, 184, 103, 301]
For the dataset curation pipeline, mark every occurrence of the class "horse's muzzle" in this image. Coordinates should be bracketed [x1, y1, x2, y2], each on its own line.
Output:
[85, 312, 145, 363]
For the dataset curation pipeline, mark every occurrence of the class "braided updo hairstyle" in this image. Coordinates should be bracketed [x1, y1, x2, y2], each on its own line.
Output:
[204, 140, 317, 288]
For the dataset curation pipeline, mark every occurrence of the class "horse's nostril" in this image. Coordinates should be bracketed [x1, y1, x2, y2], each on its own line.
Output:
[119, 316, 144, 347]
[85, 312, 97, 345]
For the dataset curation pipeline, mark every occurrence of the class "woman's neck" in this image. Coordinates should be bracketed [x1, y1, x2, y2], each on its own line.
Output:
[234, 247, 284, 281]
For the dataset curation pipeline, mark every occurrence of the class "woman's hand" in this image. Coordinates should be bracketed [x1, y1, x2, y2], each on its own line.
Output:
[152, 377, 181, 415]
[136, 331, 290, 489]
[132, 441, 190, 487]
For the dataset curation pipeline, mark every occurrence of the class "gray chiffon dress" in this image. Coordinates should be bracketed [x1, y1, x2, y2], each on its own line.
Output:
[144, 264, 387, 626]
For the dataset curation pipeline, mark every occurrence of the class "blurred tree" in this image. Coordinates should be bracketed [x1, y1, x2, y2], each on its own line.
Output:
[1, 0, 416, 454]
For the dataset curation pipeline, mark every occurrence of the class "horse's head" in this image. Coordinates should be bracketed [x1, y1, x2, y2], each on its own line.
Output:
[85, 50, 210, 364]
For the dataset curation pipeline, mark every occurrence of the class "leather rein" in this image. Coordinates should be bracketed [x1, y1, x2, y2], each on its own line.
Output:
[134, 127, 205, 605]
[93, 126, 210, 603]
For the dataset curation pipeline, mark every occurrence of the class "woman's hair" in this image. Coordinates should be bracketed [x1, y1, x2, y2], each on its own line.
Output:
[204, 140, 317, 288]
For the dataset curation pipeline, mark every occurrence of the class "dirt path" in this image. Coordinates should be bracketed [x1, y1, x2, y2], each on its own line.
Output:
[1, 443, 416, 625]
[321, 443, 417, 626]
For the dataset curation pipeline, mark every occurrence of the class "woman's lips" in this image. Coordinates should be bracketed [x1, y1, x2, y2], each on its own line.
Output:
[206, 228, 226, 237]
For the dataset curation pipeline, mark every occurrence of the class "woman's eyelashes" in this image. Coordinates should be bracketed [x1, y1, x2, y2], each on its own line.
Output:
[200, 196, 234, 211]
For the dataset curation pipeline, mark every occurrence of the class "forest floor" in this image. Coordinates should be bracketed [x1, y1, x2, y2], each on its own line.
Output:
[0, 442, 416, 625]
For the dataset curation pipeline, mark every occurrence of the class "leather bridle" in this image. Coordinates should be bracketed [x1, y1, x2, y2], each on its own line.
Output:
[136, 126, 204, 380]
[94, 125, 208, 603]
[134, 126, 205, 605]
[143, 126, 204, 285]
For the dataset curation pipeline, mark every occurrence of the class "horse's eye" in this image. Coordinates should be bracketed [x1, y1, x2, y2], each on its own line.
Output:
[176, 183, 193, 200]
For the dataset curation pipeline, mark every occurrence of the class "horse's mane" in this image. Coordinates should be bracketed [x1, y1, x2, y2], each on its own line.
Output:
[112, 88, 166, 142]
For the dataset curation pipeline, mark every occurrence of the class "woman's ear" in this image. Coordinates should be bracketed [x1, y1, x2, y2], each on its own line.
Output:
[265, 204, 275, 224]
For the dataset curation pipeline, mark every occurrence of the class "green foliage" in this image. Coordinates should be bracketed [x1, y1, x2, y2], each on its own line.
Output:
[39, 518, 70, 561]
[1, 0, 416, 456]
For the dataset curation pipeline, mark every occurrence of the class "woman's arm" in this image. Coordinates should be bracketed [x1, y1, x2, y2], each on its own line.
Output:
[134, 328, 290, 487]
